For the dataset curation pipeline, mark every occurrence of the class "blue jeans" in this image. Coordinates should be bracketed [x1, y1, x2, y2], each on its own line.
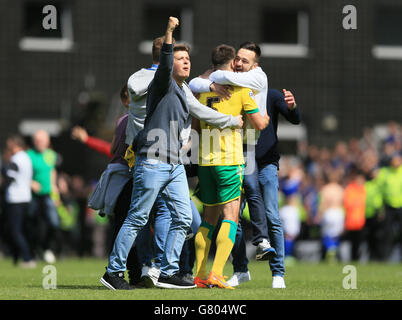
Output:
[137, 195, 201, 269]
[179, 199, 202, 275]
[231, 154, 269, 273]
[231, 219, 249, 273]
[29, 194, 60, 228]
[242, 156, 269, 246]
[150, 195, 172, 268]
[136, 194, 202, 271]
[189, 199, 202, 237]
[107, 156, 192, 277]
[135, 222, 156, 266]
[231, 163, 285, 277]
[258, 163, 285, 277]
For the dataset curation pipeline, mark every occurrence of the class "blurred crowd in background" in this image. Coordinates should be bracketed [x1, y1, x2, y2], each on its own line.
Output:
[276, 121, 402, 264]
[0, 120, 401, 266]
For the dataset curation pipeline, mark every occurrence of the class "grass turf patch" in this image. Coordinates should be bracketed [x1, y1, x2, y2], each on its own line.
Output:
[0, 257, 401, 300]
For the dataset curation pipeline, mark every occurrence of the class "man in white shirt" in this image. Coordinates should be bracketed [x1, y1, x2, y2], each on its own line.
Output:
[189, 42, 268, 118]
[3, 135, 36, 268]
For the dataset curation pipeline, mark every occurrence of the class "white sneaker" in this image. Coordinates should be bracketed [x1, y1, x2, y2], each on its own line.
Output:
[227, 271, 251, 287]
[149, 265, 161, 281]
[43, 250, 56, 264]
[256, 239, 277, 261]
[272, 276, 286, 288]
[19, 260, 37, 269]
[140, 265, 160, 287]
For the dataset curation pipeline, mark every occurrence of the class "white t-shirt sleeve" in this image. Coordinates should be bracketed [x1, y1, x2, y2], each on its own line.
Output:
[5, 163, 18, 180]
[280, 206, 301, 238]
[127, 69, 153, 99]
[209, 67, 267, 93]
[188, 77, 213, 93]
[6, 152, 32, 203]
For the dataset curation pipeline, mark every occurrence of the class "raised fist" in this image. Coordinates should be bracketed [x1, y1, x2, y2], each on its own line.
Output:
[167, 16, 179, 32]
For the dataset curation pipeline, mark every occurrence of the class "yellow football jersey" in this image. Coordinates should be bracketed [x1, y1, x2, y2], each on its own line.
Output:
[198, 86, 259, 166]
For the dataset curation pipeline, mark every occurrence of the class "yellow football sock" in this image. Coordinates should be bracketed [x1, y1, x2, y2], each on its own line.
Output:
[211, 219, 237, 276]
[194, 221, 215, 279]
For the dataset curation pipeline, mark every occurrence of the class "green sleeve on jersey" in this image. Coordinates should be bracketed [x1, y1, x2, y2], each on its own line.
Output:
[244, 108, 259, 114]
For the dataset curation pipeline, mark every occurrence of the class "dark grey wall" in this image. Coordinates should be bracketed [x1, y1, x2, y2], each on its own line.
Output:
[1, 0, 401, 178]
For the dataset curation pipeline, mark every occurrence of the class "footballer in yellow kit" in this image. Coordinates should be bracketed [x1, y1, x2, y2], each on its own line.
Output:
[195, 86, 259, 206]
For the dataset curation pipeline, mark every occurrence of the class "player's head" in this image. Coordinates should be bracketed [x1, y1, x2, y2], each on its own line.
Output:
[235, 41, 261, 72]
[33, 129, 50, 152]
[326, 168, 343, 184]
[390, 151, 402, 168]
[152, 35, 176, 64]
[6, 134, 26, 154]
[211, 44, 236, 71]
[172, 43, 191, 83]
[348, 164, 365, 184]
[120, 84, 129, 108]
[152, 36, 165, 64]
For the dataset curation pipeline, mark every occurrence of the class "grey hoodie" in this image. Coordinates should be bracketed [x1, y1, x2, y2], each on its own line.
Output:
[133, 43, 189, 163]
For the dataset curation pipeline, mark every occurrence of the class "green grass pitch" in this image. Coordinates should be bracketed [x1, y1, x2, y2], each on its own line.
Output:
[0, 258, 401, 300]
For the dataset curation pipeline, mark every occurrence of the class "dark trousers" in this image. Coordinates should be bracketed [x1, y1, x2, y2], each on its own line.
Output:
[110, 179, 141, 283]
[363, 213, 385, 261]
[179, 237, 196, 276]
[26, 195, 61, 256]
[77, 197, 92, 257]
[344, 230, 364, 261]
[381, 206, 402, 261]
[5, 202, 33, 263]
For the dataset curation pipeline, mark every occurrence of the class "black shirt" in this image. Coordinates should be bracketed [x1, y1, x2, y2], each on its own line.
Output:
[255, 88, 301, 168]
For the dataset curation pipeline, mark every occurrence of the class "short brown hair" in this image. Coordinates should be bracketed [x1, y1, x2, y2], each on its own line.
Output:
[211, 44, 236, 69]
[120, 84, 128, 103]
[152, 36, 165, 63]
[173, 43, 190, 54]
[7, 134, 26, 149]
[152, 36, 177, 62]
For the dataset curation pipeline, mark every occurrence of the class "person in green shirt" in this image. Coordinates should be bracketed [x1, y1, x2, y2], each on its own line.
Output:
[376, 152, 402, 261]
[363, 169, 385, 261]
[26, 129, 61, 264]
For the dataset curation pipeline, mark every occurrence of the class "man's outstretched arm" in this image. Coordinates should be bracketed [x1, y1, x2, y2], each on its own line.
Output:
[188, 76, 213, 93]
[209, 67, 267, 93]
[152, 17, 179, 89]
[188, 77, 232, 100]
[184, 84, 243, 129]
